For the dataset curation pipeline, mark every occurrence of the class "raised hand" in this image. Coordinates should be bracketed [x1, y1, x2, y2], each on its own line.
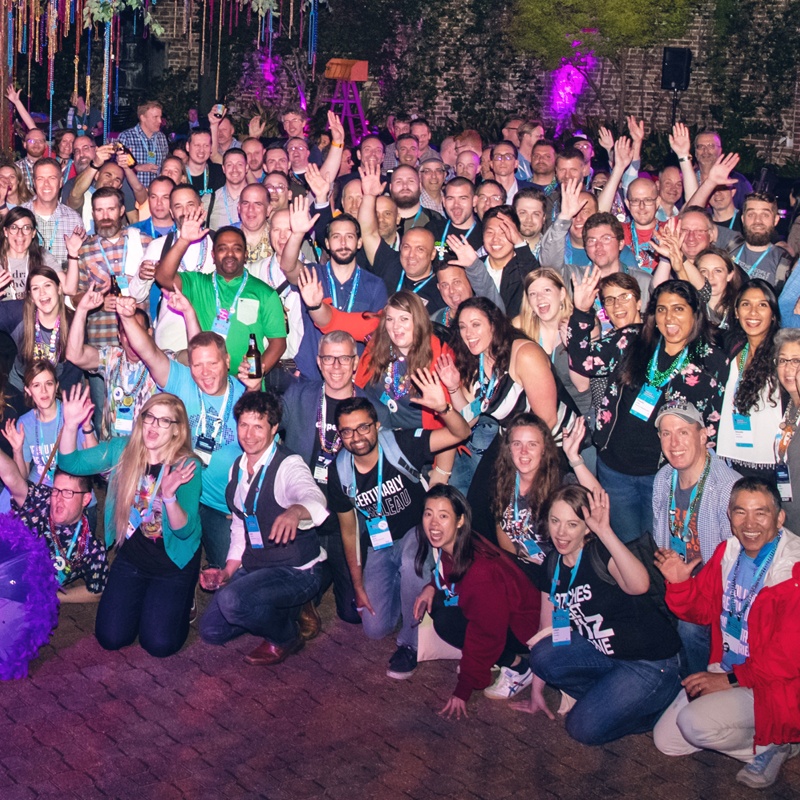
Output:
[654, 547, 701, 584]
[613, 137, 634, 171]
[584, 487, 613, 537]
[435, 352, 462, 393]
[327, 110, 345, 145]
[115, 296, 138, 318]
[288, 194, 321, 236]
[668, 123, 692, 159]
[409, 367, 448, 412]
[597, 127, 614, 154]
[707, 153, 741, 188]
[296, 264, 325, 308]
[445, 234, 479, 268]
[562, 416, 586, 463]
[571, 265, 601, 313]
[248, 115, 266, 139]
[304, 162, 331, 203]
[61, 384, 94, 430]
[2, 419, 24, 452]
[559, 178, 587, 220]
[627, 116, 645, 146]
[358, 161, 386, 198]
[178, 205, 207, 243]
[0, 269, 13, 294]
[138, 259, 158, 282]
[5, 85, 21, 105]
[94, 143, 116, 164]
[166, 283, 192, 316]
[64, 226, 86, 259]
[161, 458, 197, 499]
[495, 212, 524, 246]
[77, 284, 105, 312]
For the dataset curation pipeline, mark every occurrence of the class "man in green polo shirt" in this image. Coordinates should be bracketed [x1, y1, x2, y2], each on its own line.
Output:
[155, 207, 287, 375]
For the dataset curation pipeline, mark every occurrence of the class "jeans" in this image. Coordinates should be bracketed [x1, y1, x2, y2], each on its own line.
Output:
[199, 503, 232, 568]
[677, 619, 711, 677]
[361, 526, 432, 650]
[530, 631, 681, 745]
[596, 457, 656, 543]
[200, 563, 322, 647]
[95, 551, 199, 658]
[317, 531, 361, 625]
[86, 371, 106, 436]
[450, 416, 500, 495]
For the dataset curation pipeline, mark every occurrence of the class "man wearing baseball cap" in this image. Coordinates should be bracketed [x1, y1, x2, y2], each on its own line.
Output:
[651, 399, 741, 674]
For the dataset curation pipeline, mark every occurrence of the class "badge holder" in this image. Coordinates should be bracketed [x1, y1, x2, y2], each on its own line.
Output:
[669, 534, 687, 560]
[725, 613, 742, 640]
[314, 454, 332, 485]
[551, 607, 571, 646]
[732, 414, 754, 448]
[194, 434, 216, 466]
[114, 403, 134, 434]
[127, 507, 142, 539]
[630, 384, 662, 421]
[776, 462, 792, 502]
[245, 515, 264, 548]
[366, 516, 393, 550]
[212, 309, 231, 338]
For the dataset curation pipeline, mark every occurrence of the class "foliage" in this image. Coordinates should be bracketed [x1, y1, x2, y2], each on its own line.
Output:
[83, 0, 165, 36]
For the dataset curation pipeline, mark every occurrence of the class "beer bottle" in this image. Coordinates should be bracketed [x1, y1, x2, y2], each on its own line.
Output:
[108, 273, 122, 297]
[246, 334, 262, 379]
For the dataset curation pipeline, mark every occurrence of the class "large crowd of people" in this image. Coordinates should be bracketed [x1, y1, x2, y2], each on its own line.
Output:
[0, 95, 799, 791]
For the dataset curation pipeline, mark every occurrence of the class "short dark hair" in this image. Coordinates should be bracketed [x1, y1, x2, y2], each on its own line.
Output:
[187, 129, 212, 146]
[583, 212, 624, 246]
[53, 468, 91, 494]
[730, 476, 783, 514]
[491, 140, 518, 159]
[742, 191, 778, 217]
[513, 187, 547, 209]
[32, 156, 61, 176]
[476, 179, 506, 200]
[170, 184, 201, 203]
[91, 186, 125, 207]
[335, 396, 378, 427]
[483, 204, 520, 230]
[599, 272, 641, 300]
[556, 146, 585, 165]
[326, 212, 362, 241]
[233, 389, 282, 427]
[213, 225, 247, 247]
[532, 138, 556, 154]
[149, 176, 176, 193]
[443, 177, 476, 197]
[396, 133, 420, 147]
[410, 118, 430, 131]
[222, 147, 247, 165]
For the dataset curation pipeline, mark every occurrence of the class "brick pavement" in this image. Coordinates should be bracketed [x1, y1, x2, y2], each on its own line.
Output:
[1, 593, 798, 800]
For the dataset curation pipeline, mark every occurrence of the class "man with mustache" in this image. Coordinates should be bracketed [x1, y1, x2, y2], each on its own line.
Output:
[730, 193, 791, 287]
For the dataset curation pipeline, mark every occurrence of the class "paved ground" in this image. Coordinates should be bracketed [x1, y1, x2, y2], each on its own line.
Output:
[2, 593, 798, 800]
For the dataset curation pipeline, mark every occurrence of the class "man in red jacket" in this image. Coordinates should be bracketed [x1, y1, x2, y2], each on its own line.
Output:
[652, 477, 800, 789]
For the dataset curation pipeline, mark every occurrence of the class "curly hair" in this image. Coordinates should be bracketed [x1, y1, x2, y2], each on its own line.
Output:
[731, 279, 781, 415]
[450, 296, 529, 388]
[491, 413, 562, 521]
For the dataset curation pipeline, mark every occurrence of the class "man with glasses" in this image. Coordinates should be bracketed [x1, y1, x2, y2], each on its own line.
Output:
[15, 127, 47, 192]
[280, 106, 323, 167]
[281, 331, 366, 625]
[489, 141, 532, 204]
[1, 450, 108, 602]
[474, 180, 506, 221]
[694, 131, 752, 210]
[419, 156, 446, 215]
[328, 393, 470, 679]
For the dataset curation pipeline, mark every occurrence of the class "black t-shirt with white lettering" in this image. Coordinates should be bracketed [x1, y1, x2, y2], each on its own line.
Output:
[530, 541, 681, 660]
[369, 240, 445, 312]
[328, 429, 433, 541]
[312, 394, 344, 536]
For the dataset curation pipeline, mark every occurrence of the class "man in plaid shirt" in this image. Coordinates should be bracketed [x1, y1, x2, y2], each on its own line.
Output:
[118, 101, 168, 188]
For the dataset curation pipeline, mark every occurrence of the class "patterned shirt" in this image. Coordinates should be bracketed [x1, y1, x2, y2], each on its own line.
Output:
[11, 483, 108, 593]
[22, 201, 84, 269]
[245, 226, 274, 263]
[117, 124, 169, 187]
[15, 157, 37, 193]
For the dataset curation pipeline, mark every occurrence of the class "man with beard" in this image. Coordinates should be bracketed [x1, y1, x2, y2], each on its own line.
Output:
[14, 126, 47, 192]
[513, 187, 546, 257]
[389, 165, 445, 239]
[242, 137, 267, 184]
[155, 209, 287, 376]
[436, 177, 482, 259]
[278, 202, 387, 380]
[74, 186, 152, 348]
[529, 139, 558, 195]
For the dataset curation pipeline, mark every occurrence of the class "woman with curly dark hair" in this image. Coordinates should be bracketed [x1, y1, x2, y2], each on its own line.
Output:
[716, 280, 782, 483]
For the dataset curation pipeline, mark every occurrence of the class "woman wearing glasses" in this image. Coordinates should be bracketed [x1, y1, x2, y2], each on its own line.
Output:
[58, 388, 203, 657]
[773, 328, 800, 530]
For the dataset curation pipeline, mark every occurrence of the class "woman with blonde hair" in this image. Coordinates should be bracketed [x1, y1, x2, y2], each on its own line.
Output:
[0, 162, 33, 207]
[58, 387, 202, 657]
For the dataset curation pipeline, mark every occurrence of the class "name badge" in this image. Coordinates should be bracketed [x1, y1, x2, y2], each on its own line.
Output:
[313, 454, 332, 484]
[732, 414, 754, 448]
[366, 516, 393, 550]
[245, 515, 264, 548]
[777, 462, 792, 502]
[725, 613, 743, 640]
[211, 309, 231, 337]
[630, 384, 662, 421]
[114, 404, 134, 434]
[551, 608, 571, 646]
[461, 398, 483, 424]
[669, 533, 687, 560]
[195, 434, 216, 453]
[523, 539, 545, 562]
[444, 593, 459, 607]
[127, 507, 142, 539]
[379, 391, 398, 414]
[116, 273, 130, 291]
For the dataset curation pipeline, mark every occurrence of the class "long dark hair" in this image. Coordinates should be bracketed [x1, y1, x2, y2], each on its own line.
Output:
[696, 246, 741, 322]
[491, 413, 561, 520]
[451, 296, 528, 387]
[618, 280, 712, 389]
[0, 207, 50, 271]
[731, 279, 781, 415]
[540, 484, 594, 545]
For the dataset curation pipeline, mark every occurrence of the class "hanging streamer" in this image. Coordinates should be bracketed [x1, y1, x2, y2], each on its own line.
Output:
[102, 20, 110, 142]
[85, 26, 91, 111]
[215, 0, 223, 99]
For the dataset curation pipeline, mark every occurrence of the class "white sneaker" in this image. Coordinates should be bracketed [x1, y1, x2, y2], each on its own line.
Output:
[736, 743, 800, 789]
[483, 665, 533, 700]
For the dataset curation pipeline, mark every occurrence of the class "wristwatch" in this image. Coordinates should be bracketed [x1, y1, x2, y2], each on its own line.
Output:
[727, 672, 739, 687]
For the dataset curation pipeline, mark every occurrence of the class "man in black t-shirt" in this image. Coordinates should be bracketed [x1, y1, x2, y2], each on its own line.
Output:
[185, 130, 225, 210]
[328, 393, 469, 679]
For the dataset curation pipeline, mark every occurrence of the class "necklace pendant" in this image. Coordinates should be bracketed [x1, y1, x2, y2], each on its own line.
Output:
[387, 398, 398, 413]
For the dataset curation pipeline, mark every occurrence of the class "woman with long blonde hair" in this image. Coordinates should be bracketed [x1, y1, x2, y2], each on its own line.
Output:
[58, 388, 202, 658]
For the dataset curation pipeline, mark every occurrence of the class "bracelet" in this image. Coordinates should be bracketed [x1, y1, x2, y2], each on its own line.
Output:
[727, 672, 738, 687]
[162, 495, 177, 505]
[678, 156, 691, 163]
[443, 385, 460, 395]
[331, 142, 344, 149]
[434, 465, 453, 477]
[306, 302, 322, 312]
[81, 427, 93, 434]
[68, 256, 79, 261]
[90, 162, 102, 170]
[439, 403, 453, 415]
[568, 457, 585, 468]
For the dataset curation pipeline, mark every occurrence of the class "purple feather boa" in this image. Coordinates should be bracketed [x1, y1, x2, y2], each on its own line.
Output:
[0, 514, 59, 680]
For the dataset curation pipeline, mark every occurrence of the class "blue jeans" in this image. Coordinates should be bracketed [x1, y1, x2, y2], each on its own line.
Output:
[199, 503, 232, 569]
[200, 564, 321, 647]
[677, 619, 711, 677]
[530, 631, 681, 745]
[450, 416, 500, 495]
[361, 527, 432, 649]
[596, 457, 656, 543]
[95, 552, 199, 658]
[317, 532, 361, 625]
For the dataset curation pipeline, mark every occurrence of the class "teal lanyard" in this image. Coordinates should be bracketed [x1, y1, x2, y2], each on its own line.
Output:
[734, 244, 771, 278]
[97, 233, 128, 279]
[726, 534, 781, 621]
[433, 549, 457, 601]
[239, 442, 277, 516]
[327, 265, 361, 312]
[669, 454, 710, 543]
[196, 377, 233, 441]
[352, 445, 383, 518]
[728, 211, 738, 230]
[213, 270, 249, 318]
[538, 333, 557, 364]
[476, 353, 498, 400]
[549, 550, 583, 608]
[396, 272, 434, 294]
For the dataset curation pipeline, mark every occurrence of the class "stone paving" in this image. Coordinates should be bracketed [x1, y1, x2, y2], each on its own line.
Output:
[1, 593, 798, 800]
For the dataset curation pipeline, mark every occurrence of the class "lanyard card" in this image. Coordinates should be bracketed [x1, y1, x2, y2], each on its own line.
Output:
[116, 272, 130, 291]
[725, 613, 743, 641]
[245, 515, 264, 548]
[366, 516, 393, 550]
[551, 608, 571, 646]
[523, 538, 545, 563]
[114, 404, 134, 433]
[314, 454, 332, 484]
[211, 309, 231, 337]
[776, 462, 792, 502]
[669, 534, 687, 560]
[630, 384, 662, 421]
[127, 507, 142, 539]
[732, 414, 754, 448]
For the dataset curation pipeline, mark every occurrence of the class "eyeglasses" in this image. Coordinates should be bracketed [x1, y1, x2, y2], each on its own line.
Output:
[287, 145, 309, 153]
[26, 137, 45, 145]
[319, 355, 356, 366]
[695, 144, 720, 152]
[628, 198, 657, 207]
[776, 357, 800, 368]
[602, 292, 636, 307]
[338, 421, 375, 439]
[492, 154, 516, 162]
[142, 412, 178, 429]
[7, 224, 34, 234]
[51, 487, 89, 499]
[585, 234, 616, 246]
[264, 184, 287, 192]
[479, 194, 504, 203]
[420, 169, 446, 177]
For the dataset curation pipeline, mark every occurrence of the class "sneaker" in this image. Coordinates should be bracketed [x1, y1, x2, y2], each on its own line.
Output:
[189, 590, 198, 624]
[386, 645, 417, 679]
[483, 665, 533, 700]
[736, 743, 800, 789]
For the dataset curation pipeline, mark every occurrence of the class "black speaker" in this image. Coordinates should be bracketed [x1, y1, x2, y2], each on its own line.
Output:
[661, 48, 692, 91]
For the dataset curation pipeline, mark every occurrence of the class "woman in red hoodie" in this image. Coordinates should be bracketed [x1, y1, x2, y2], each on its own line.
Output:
[413, 484, 541, 719]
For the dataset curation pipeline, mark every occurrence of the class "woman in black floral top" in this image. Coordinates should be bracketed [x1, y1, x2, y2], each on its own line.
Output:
[566, 274, 728, 544]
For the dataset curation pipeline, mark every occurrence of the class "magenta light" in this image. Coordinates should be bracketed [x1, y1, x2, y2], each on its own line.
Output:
[548, 44, 595, 134]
